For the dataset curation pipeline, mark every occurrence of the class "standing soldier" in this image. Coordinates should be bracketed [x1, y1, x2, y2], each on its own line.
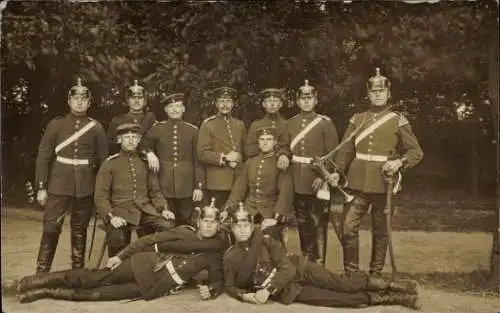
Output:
[106, 80, 159, 170]
[223, 127, 294, 241]
[285, 80, 339, 264]
[144, 93, 204, 226]
[34, 78, 108, 273]
[94, 123, 175, 258]
[244, 88, 290, 170]
[334, 68, 423, 275]
[197, 86, 246, 209]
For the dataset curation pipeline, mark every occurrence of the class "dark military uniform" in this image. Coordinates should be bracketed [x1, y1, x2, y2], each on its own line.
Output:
[94, 139, 173, 257]
[285, 111, 339, 261]
[144, 119, 205, 226]
[244, 114, 288, 158]
[18, 226, 227, 303]
[334, 69, 424, 274]
[197, 113, 246, 209]
[223, 230, 419, 309]
[224, 152, 293, 241]
[35, 111, 108, 272]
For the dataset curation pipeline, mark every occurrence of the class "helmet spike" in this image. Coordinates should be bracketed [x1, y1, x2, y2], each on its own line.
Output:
[375, 67, 381, 76]
[210, 197, 216, 208]
[77, 77, 82, 86]
[134, 79, 139, 86]
[304, 79, 309, 86]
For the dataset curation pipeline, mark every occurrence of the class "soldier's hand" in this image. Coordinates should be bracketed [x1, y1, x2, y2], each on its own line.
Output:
[261, 218, 277, 230]
[161, 209, 176, 220]
[36, 189, 48, 207]
[311, 178, 324, 192]
[106, 256, 122, 270]
[226, 151, 241, 163]
[325, 172, 340, 187]
[228, 161, 238, 169]
[110, 216, 127, 228]
[146, 152, 160, 172]
[276, 155, 290, 171]
[382, 159, 403, 176]
[242, 293, 260, 304]
[192, 189, 203, 202]
[254, 289, 271, 304]
[198, 285, 211, 300]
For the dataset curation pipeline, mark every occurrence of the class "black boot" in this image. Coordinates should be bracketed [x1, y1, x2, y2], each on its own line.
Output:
[36, 231, 60, 273]
[17, 271, 68, 293]
[367, 276, 419, 295]
[368, 292, 420, 310]
[71, 229, 87, 269]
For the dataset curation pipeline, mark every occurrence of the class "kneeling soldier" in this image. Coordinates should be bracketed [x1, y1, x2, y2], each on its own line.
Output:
[17, 203, 227, 303]
[95, 123, 175, 257]
[223, 127, 293, 242]
[223, 205, 420, 310]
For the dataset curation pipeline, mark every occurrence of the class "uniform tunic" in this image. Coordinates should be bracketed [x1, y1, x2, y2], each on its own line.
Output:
[244, 114, 288, 158]
[197, 114, 246, 191]
[144, 120, 205, 198]
[285, 112, 339, 195]
[334, 110, 423, 194]
[35, 113, 108, 197]
[94, 151, 167, 225]
[224, 153, 293, 219]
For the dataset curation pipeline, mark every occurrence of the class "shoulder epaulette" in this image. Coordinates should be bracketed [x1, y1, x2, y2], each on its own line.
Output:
[105, 153, 120, 162]
[87, 117, 96, 121]
[201, 115, 216, 124]
[178, 225, 196, 232]
[223, 245, 236, 257]
[288, 114, 300, 121]
[318, 114, 331, 121]
[183, 121, 198, 129]
[152, 121, 167, 127]
[348, 113, 358, 125]
[54, 115, 64, 120]
[397, 113, 410, 127]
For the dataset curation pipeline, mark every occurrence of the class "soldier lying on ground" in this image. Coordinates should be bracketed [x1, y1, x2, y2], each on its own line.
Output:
[16, 203, 229, 303]
[223, 205, 421, 310]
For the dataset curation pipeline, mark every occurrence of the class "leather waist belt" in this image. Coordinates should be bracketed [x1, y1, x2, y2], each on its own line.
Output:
[56, 156, 90, 165]
[259, 267, 277, 288]
[165, 259, 185, 285]
[355, 153, 388, 162]
[291, 155, 312, 164]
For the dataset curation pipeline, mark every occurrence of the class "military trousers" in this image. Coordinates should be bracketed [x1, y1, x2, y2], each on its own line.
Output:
[294, 262, 370, 307]
[293, 194, 329, 263]
[105, 212, 174, 257]
[37, 194, 94, 272]
[341, 191, 388, 274]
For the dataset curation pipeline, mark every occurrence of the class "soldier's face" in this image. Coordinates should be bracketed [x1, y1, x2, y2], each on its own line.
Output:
[231, 221, 254, 242]
[297, 94, 317, 112]
[197, 217, 220, 238]
[128, 95, 146, 112]
[262, 96, 283, 114]
[368, 88, 390, 107]
[165, 101, 185, 120]
[258, 134, 276, 153]
[68, 95, 91, 114]
[119, 133, 141, 151]
[215, 97, 234, 115]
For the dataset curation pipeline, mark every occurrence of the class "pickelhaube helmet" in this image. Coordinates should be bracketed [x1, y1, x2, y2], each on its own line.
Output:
[230, 202, 253, 224]
[68, 78, 91, 101]
[127, 80, 146, 98]
[256, 126, 276, 139]
[296, 79, 316, 97]
[366, 68, 391, 91]
[161, 93, 184, 107]
[209, 86, 237, 101]
[198, 197, 221, 220]
[116, 123, 141, 136]
[259, 88, 285, 102]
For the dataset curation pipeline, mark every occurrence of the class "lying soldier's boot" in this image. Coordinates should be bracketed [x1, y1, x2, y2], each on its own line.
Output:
[368, 292, 420, 310]
[17, 271, 68, 293]
[367, 276, 419, 295]
[19, 288, 73, 303]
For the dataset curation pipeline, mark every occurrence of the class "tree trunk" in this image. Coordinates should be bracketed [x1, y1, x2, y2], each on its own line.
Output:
[488, 27, 499, 293]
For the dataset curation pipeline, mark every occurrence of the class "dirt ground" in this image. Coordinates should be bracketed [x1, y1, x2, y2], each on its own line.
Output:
[1, 207, 499, 313]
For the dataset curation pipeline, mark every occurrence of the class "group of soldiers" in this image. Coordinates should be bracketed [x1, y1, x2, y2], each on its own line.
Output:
[17, 68, 423, 309]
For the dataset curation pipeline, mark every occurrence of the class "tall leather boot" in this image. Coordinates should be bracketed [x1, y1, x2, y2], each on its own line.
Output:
[367, 276, 419, 295]
[35, 231, 60, 273]
[368, 292, 420, 310]
[71, 228, 87, 269]
[17, 270, 68, 293]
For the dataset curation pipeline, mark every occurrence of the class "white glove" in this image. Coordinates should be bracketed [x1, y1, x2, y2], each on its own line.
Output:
[36, 189, 48, 207]
[192, 189, 203, 202]
[146, 152, 160, 172]
[325, 172, 340, 187]
[277, 155, 290, 171]
[261, 218, 277, 230]
[161, 209, 176, 220]
[110, 216, 127, 228]
[106, 256, 122, 270]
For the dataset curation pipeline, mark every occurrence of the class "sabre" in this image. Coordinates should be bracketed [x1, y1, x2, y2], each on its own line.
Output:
[384, 173, 397, 275]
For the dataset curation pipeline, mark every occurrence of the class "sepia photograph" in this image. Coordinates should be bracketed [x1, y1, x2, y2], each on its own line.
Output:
[1, 1, 498, 312]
